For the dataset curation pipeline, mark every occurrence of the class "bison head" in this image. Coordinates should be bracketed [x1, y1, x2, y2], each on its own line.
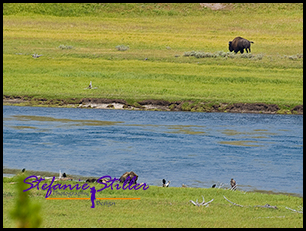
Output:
[228, 41, 234, 52]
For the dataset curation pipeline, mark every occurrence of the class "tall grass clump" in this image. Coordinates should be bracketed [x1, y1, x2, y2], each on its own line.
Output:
[58, 45, 74, 50]
[10, 174, 42, 228]
[116, 45, 129, 51]
[183, 51, 264, 60]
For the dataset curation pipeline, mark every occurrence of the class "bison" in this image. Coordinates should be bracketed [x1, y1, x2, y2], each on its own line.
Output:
[229, 37, 254, 54]
[119, 171, 138, 184]
[85, 178, 109, 183]
[86, 178, 97, 183]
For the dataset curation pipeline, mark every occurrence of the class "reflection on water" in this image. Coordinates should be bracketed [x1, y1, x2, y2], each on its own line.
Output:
[166, 125, 206, 135]
[3, 106, 303, 197]
[221, 129, 278, 136]
[219, 128, 280, 147]
[219, 140, 263, 147]
[5, 115, 123, 127]
[9, 125, 38, 130]
[124, 124, 206, 135]
[5, 115, 123, 134]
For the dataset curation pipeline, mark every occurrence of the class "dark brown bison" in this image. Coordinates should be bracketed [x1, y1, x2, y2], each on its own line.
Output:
[229, 37, 254, 54]
[86, 178, 109, 183]
[119, 171, 138, 184]
[86, 178, 97, 183]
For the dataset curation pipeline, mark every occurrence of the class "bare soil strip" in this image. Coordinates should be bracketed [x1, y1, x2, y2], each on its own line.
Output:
[3, 96, 303, 114]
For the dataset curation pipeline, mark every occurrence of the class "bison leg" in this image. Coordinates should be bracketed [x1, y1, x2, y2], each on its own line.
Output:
[240, 49, 244, 54]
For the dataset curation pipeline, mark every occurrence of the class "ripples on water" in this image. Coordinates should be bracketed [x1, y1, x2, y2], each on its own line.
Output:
[3, 106, 303, 196]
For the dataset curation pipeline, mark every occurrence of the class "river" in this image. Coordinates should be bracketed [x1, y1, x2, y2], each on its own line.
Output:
[3, 105, 303, 197]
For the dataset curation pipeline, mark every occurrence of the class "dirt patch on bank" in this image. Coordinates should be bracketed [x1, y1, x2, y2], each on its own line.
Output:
[291, 105, 303, 114]
[3, 96, 303, 115]
[225, 103, 280, 114]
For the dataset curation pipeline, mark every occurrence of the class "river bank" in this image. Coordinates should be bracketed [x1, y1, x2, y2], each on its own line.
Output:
[3, 95, 303, 115]
[3, 167, 302, 198]
[3, 173, 303, 227]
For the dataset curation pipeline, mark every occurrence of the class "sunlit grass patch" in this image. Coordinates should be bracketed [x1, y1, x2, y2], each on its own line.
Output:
[3, 52, 303, 106]
[3, 178, 303, 228]
[3, 3, 303, 109]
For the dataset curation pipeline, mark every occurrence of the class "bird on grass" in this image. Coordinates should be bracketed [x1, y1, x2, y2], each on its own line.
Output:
[21, 168, 26, 173]
[211, 184, 216, 188]
[230, 178, 237, 190]
[56, 171, 72, 181]
[85, 81, 97, 89]
[162, 179, 170, 187]
[32, 53, 42, 58]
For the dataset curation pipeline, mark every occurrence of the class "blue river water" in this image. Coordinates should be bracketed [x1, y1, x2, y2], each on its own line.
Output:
[3, 106, 303, 196]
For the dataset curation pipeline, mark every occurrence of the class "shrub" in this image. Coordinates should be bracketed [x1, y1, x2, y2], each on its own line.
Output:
[116, 45, 129, 51]
[58, 45, 73, 49]
[181, 102, 191, 111]
[183, 50, 267, 60]
[240, 53, 254, 59]
[255, 53, 264, 60]
[288, 55, 298, 60]
[168, 104, 176, 110]
[133, 102, 142, 108]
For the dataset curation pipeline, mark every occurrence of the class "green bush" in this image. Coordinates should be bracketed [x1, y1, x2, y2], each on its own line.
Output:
[116, 45, 129, 51]
[183, 50, 266, 60]
[59, 45, 74, 50]
[181, 102, 191, 111]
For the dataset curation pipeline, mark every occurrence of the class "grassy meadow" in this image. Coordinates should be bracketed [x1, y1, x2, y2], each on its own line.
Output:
[2, 4, 304, 227]
[3, 175, 303, 228]
[3, 3, 303, 109]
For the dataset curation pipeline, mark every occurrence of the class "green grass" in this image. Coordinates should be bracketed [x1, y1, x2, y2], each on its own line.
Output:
[3, 176, 303, 228]
[2, 4, 303, 227]
[3, 3, 303, 109]
[3, 54, 302, 106]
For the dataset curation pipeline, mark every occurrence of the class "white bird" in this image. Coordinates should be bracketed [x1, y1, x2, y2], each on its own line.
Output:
[85, 81, 97, 90]
[32, 53, 42, 58]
